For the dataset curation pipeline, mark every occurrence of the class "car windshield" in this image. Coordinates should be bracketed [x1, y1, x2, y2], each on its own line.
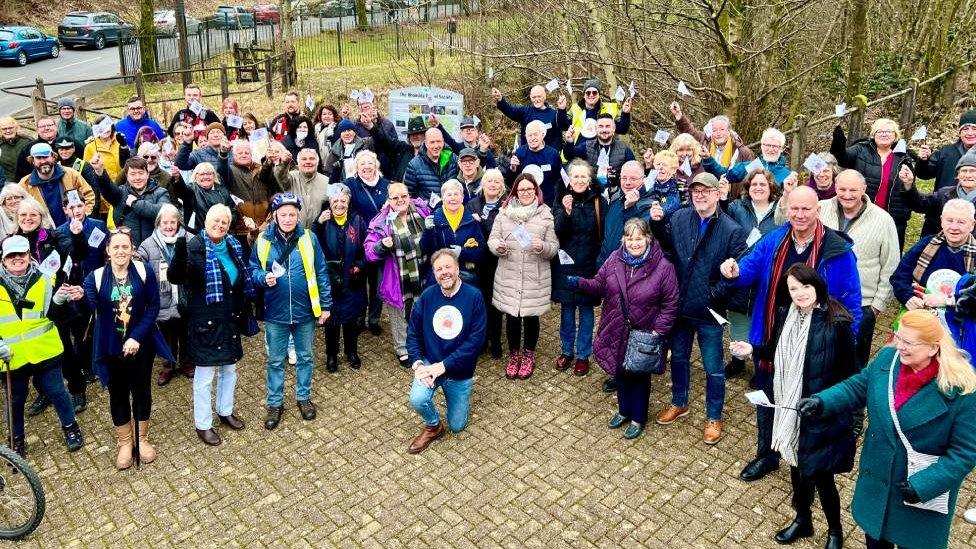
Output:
[62, 15, 90, 25]
[0, 31, 14, 41]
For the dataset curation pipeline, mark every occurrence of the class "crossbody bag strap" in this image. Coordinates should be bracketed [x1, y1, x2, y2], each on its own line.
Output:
[594, 197, 603, 243]
[887, 352, 916, 454]
[614, 266, 632, 329]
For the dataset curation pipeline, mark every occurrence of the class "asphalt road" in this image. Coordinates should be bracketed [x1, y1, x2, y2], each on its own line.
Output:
[0, 45, 121, 119]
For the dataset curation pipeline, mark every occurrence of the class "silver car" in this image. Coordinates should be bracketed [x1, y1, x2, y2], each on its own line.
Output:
[153, 10, 202, 36]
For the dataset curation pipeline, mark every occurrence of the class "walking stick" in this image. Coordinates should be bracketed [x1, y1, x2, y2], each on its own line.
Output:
[3, 356, 13, 451]
[131, 354, 141, 470]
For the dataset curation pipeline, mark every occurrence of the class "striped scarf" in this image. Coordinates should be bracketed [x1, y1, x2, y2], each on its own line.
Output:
[204, 235, 254, 304]
[760, 222, 825, 371]
[392, 206, 426, 302]
[912, 231, 976, 285]
[771, 305, 812, 468]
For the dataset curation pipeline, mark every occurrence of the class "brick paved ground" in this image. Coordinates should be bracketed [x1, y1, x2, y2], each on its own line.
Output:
[11, 307, 976, 547]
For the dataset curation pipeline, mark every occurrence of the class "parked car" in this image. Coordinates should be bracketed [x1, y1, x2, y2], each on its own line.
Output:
[153, 10, 203, 36]
[252, 4, 281, 23]
[0, 26, 60, 66]
[210, 6, 256, 29]
[58, 12, 133, 50]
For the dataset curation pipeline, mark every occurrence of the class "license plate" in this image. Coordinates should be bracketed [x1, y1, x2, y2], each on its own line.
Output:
[63, 30, 78, 35]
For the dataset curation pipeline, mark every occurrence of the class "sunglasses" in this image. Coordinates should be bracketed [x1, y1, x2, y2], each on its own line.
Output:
[584, 90, 599, 96]
[142, 155, 159, 160]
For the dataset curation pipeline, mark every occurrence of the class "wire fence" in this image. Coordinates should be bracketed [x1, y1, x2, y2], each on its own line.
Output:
[119, 0, 478, 75]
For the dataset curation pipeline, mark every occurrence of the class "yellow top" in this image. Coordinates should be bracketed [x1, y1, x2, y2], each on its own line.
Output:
[444, 208, 463, 232]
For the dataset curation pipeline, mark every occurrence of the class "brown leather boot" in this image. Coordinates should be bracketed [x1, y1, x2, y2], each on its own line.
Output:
[115, 422, 134, 471]
[407, 422, 445, 454]
[136, 420, 157, 463]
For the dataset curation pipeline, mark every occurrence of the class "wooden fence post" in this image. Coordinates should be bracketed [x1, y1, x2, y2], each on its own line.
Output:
[220, 64, 230, 100]
[791, 115, 807, 169]
[899, 78, 919, 131]
[31, 90, 47, 125]
[76, 97, 88, 123]
[280, 52, 289, 89]
[265, 56, 274, 98]
[940, 66, 958, 110]
[848, 95, 869, 141]
[134, 70, 146, 101]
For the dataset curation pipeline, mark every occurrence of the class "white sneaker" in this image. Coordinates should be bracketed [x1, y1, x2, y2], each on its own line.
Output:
[287, 349, 297, 365]
[964, 508, 976, 524]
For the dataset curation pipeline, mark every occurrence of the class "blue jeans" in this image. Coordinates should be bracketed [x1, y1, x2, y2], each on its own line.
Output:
[265, 321, 315, 407]
[408, 376, 473, 432]
[193, 364, 238, 429]
[669, 319, 726, 420]
[559, 304, 595, 358]
[8, 362, 76, 440]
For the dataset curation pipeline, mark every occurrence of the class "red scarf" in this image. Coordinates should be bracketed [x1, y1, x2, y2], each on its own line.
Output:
[874, 154, 895, 210]
[759, 221, 826, 371]
[894, 358, 939, 410]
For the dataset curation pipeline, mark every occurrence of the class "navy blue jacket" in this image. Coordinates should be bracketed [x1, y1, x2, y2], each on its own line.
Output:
[407, 281, 487, 380]
[598, 186, 653, 265]
[420, 206, 485, 284]
[891, 234, 969, 305]
[496, 99, 566, 148]
[54, 217, 108, 283]
[313, 214, 368, 325]
[511, 144, 563, 206]
[403, 145, 459, 201]
[248, 224, 333, 325]
[654, 206, 748, 323]
[346, 176, 390, 222]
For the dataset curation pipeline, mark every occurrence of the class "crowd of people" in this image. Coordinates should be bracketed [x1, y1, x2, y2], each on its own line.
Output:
[1, 79, 976, 548]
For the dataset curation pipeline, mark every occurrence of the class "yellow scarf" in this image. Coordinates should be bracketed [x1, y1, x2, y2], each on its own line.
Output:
[334, 212, 348, 226]
[709, 140, 735, 168]
[444, 208, 463, 231]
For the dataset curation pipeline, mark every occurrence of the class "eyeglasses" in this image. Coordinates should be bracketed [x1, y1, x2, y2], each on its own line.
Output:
[892, 333, 925, 348]
[142, 155, 159, 160]
[128, 106, 145, 112]
[517, 187, 536, 193]
[760, 142, 782, 149]
[874, 130, 896, 136]
[690, 188, 716, 196]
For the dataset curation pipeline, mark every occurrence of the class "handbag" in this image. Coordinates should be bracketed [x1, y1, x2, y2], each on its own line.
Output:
[886, 353, 950, 514]
[619, 284, 664, 375]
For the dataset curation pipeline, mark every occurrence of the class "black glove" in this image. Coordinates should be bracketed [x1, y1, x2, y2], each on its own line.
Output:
[115, 132, 128, 147]
[897, 481, 921, 504]
[796, 396, 823, 418]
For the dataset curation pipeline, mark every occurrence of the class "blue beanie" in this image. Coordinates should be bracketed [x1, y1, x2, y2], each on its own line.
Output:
[336, 119, 356, 134]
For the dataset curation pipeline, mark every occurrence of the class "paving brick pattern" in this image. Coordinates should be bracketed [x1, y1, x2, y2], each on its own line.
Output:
[12, 307, 976, 547]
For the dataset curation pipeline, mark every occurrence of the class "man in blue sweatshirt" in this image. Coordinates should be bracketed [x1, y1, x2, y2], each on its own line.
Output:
[492, 85, 568, 148]
[509, 120, 563, 206]
[406, 249, 486, 454]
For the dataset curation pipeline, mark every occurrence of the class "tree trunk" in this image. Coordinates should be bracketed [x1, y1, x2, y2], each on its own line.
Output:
[845, 0, 869, 102]
[356, 0, 370, 29]
[139, 0, 157, 74]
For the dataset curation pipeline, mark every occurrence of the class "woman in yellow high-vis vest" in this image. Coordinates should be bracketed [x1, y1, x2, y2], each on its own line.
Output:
[0, 235, 85, 457]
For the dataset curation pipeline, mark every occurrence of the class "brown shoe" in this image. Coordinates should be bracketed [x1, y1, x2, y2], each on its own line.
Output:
[703, 420, 722, 445]
[196, 428, 223, 446]
[407, 422, 445, 454]
[114, 422, 134, 471]
[555, 354, 573, 371]
[572, 358, 590, 376]
[656, 405, 689, 425]
[157, 366, 174, 386]
[218, 414, 245, 430]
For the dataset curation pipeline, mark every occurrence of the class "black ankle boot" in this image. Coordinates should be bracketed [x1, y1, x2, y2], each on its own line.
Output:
[774, 516, 813, 544]
[326, 355, 338, 372]
[347, 354, 361, 369]
[725, 356, 745, 377]
[824, 529, 842, 549]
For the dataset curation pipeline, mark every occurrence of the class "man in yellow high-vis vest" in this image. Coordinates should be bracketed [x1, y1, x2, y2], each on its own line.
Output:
[249, 193, 332, 431]
[0, 235, 85, 456]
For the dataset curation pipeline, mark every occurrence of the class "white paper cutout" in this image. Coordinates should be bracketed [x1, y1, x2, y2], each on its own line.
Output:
[835, 103, 846, 117]
[62, 256, 73, 275]
[703, 120, 714, 139]
[428, 193, 441, 208]
[512, 225, 532, 248]
[545, 79, 560, 93]
[249, 128, 268, 142]
[189, 100, 204, 116]
[487, 66, 494, 80]
[745, 390, 773, 407]
[911, 126, 927, 141]
[614, 86, 626, 103]
[305, 94, 315, 112]
[653, 129, 670, 145]
[270, 260, 286, 278]
[677, 81, 691, 96]
[39, 252, 60, 275]
[680, 158, 692, 176]
[225, 114, 244, 129]
[746, 158, 765, 173]
[560, 168, 571, 188]
[87, 227, 106, 248]
[230, 194, 244, 206]
[628, 81, 636, 98]
[66, 190, 82, 206]
[643, 169, 659, 192]
[596, 148, 610, 168]
[708, 307, 729, 326]
[803, 153, 828, 175]
[894, 139, 907, 154]
[557, 249, 575, 265]
[565, 79, 572, 95]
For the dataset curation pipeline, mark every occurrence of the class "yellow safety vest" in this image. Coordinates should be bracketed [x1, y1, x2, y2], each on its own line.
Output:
[569, 102, 621, 141]
[0, 274, 64, 371]
[256, 232, 322, 317]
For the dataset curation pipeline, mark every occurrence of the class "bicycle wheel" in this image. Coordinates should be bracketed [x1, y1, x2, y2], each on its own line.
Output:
[0, 445, 44, 540]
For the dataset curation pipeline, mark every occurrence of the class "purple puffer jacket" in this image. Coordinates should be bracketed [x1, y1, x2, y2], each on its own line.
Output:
[577, 241, 680, 375]
[364, 198, 432, 310]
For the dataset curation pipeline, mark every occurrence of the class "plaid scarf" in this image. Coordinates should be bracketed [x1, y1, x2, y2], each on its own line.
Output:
[760, 221, 825, 371]
[391, 206, 426, 302]
[912, 231, 976, 284]
[204, 235, 254, 304]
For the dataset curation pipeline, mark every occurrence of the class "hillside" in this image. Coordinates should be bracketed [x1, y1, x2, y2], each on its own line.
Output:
[0, 0, 268, 29]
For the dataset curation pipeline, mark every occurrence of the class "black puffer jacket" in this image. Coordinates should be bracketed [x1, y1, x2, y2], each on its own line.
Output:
[551, 186, 606, 305]
[168, 235, 248, 368]
[830, 126, 917, 224]
[466, 194, 503, 304]
[753, 303, 858, 477]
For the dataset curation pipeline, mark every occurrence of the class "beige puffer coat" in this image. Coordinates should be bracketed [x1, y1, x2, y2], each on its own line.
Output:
[488, 202, 559, 317]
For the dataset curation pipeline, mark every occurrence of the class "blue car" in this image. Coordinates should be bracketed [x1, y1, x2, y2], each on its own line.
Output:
[0, 26, 61, 66]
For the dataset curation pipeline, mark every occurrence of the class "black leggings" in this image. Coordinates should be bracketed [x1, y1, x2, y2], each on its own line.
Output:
[506, 314, 540, 351]
[58, 313, 92, 394]
[790, 467, 842, 531]
[158, 316, 187, 367]
[325, 322, 360, 357]
[106, 351, 153, 426]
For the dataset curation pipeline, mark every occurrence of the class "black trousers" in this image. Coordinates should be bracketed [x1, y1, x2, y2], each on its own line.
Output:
[790, 467, 842, 532]
[106, 351, 153, 426]
[856, 305, 877, 369]
[615, 369, 651, 425]
[158, 317, 187, 368]
[58, 313, 92, 395]
[506, 314, 540, 351]
[325, 322, 359, 357]
[365, 263, 383, 325]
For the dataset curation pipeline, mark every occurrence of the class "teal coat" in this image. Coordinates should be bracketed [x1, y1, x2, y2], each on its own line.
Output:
[817, 346, 976, 548]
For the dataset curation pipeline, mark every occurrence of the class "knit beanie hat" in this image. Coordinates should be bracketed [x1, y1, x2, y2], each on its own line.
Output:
[205, 122, 225, 135]
[57, 97, 76, 110]
[956, 146, 976, 172]
[960, 110, 976, 128]
[583, 79, 601, 93]
[336, 119, 356, 134]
